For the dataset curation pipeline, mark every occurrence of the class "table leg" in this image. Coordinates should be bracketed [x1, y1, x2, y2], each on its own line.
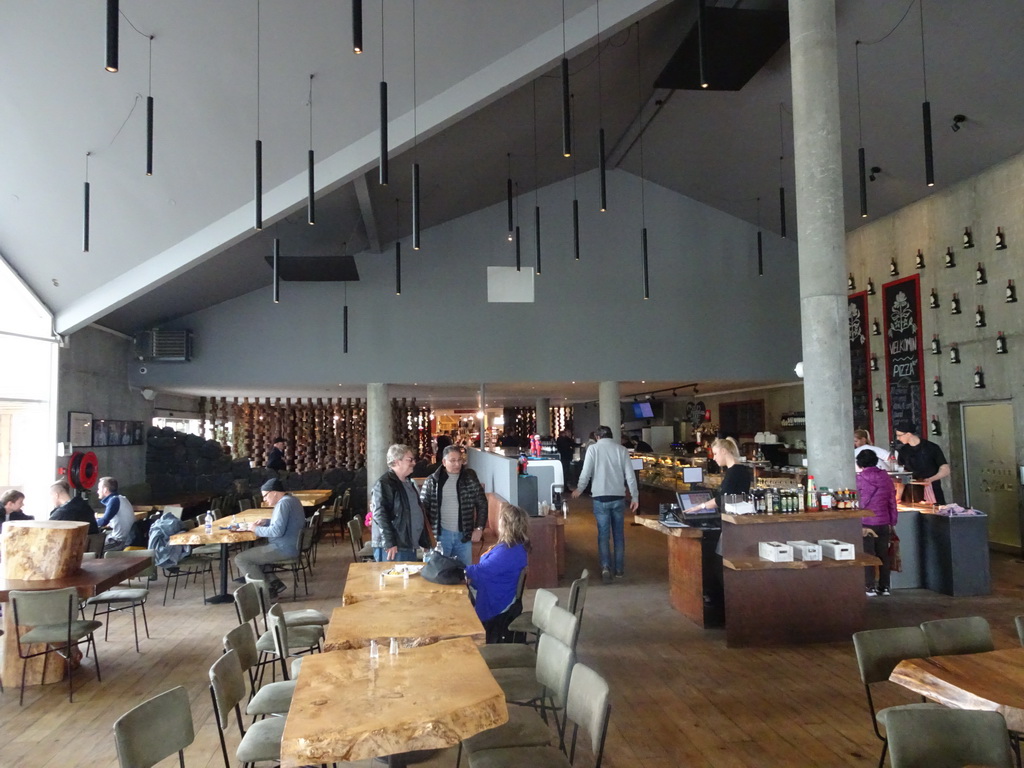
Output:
[205, 543, 234, 604]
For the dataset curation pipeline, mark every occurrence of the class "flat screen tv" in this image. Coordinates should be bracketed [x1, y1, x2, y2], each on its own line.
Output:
[633, 402, 654, 419]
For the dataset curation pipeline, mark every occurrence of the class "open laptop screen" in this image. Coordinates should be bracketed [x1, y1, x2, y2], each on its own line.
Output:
[677, 491, 714, 512]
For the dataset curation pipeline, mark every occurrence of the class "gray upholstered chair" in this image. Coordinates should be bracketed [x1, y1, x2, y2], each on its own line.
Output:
[85, 532, 107, 558]
[260, 603, 322, 685]
[209, 649, 286, 768]
[222, 623, 295, 719]
[567, 569, 590, 626]
[245, 574, 328, 629]
[10, 586, 103, 704]
[113, 686, 194, 768]
[920, 616, 995, 656]
[85, 549, 156, 652]
[507, 587, 558, 646]
[1016, 615, 1024, 647]
[347, 517, 375, 562]
[885, 706, 1014, 768]
[232, 583, 321, 686]
[482, 604, 579, 671]
[491, 633, 575, 734]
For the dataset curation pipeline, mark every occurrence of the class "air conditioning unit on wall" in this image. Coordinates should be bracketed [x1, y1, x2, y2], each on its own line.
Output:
[135, 329, 193, 362]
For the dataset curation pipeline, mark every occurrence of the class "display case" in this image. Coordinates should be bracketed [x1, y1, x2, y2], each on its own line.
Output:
[637, 454, 710, 493]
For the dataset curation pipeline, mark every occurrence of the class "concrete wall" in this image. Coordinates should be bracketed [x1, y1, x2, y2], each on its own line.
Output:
[129, 169, 802, 394]
[57, 326, 153, 494]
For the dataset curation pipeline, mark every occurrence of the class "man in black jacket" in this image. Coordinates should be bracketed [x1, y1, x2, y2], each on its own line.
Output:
[49, 480, 99, 535]
[266, 437, 287, 472]
[370, 443, 430, 562]
[420, 445, 488, 566]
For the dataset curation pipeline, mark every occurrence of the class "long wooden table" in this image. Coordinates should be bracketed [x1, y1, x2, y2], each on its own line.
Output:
[890, 647, 1024, 733]
[264, 490, 332, 510]
[342, 561, 468, 605]
[324, 591, 485, 651]
[280, 637, 507, 767]
[169, 512, 260, 604]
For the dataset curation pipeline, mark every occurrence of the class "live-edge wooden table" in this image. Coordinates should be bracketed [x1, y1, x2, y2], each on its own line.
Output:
[342, 561, 470, 606]
[169, 512, 261, 604]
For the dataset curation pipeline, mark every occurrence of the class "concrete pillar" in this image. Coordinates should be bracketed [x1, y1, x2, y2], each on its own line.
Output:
[535, 398, 551, 437]
[366, 383, 392, 494]
[789, 0, 855, 491]
[598, 382, 621, 443]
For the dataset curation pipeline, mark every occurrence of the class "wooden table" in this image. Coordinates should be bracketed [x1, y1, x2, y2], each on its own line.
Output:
[890, 647, 1024, 733]
[342, 561, 468, 606]
[280, 637, 507, 767]
[1, 554, 153, 686]
[265, 490, 332, 510]
[324, 591, 485, 651]
[169, 513, 258, 604]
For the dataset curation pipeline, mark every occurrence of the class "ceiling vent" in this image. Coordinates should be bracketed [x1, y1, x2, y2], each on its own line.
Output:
[135, 329, 193, 362]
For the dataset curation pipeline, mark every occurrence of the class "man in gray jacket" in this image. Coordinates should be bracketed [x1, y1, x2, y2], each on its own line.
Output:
[572, 425, 639, 584]
[234, 478, 305, 597]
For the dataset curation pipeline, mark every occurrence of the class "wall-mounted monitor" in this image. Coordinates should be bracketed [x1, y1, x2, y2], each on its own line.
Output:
[682, 466, 704, 484]
[633, 401, 654, 419]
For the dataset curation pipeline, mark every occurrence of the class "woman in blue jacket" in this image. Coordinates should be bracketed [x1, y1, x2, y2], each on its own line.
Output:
[466, 503, 529, 643]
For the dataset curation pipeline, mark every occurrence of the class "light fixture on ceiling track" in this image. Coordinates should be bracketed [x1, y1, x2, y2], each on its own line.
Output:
[506, 153, 514, 242]
[352, 0, 363, 54]
[307, 74, 316, 225]
[919, 0, 934, 186]
[343, 280, 349, 353]
[272, 236, 280, 304]
[411, 1, 420, 249]
[697, 0, 709, 88]
[778, 103, 787, 237]
[635, 23, 649, 299]
[515, 181, 522, 272]
[533, 81, 541, 276]
[379, 1, 388, 185]
[105, 0, 119, 72]
[571, 93, 580, 260]
[560, 0, 571, 157]
[83, 152, 91, 252]
[395, 198, 402, 295]
[254, 0, 263, 230]
[146, 34, 154, 175]
[596, 0, 607, 212]
[855, 41, 868, 218]
[756, 198, 764, 277]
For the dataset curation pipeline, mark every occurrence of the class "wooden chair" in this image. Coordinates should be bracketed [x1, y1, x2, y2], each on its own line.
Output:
[10, 586, 103, 705]
[920, 616, 995, 656]
[85, 549, 156, 652]
[113, 686, 194, 768]
[852, 626, 942, 768]
[209, 649, 286, 768]
[885, 706, 1014, 768]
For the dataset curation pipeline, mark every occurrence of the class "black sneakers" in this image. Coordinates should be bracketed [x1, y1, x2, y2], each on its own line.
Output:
[601, 569, 612, 584]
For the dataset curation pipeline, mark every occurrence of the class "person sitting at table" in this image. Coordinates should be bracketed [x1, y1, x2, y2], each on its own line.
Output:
[420, 445, 488, 567]
[49, 480, 99, 534]
[233, 478, 305, 598]
[371, 443, 431, 562]
[1, 489, 33, 531]
[96, 476, 136, 551]
[466, 502, 529, 643]
[857, 449, 899, 597]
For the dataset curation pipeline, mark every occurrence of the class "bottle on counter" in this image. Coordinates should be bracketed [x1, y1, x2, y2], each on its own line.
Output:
[518, 453, 528, 475]
[806, 475, 819, 511]
[204, 510, 214, 534]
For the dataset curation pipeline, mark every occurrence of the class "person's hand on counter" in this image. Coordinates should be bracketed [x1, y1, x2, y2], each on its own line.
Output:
[570, 488, 583, 499]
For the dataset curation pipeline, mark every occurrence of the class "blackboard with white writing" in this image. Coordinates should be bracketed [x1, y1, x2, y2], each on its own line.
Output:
[883, 275, 925, 437]
[848, 292, 872, 437]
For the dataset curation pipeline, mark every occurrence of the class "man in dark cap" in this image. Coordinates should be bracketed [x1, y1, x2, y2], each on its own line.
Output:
[233, 478, 305, 597]
[266, 437, 287, 472]
[894, 420, 950, 504]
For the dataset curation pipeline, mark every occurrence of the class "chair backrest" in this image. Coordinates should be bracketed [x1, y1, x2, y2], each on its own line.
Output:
[86, 532, 107, 558]
[233, 583, 263, 634]
[223, 623, 260, 675]
[181, 518, 198, 531]
[105, 548, 157, 580]
[239, 498, 254, 512]
[244, 574, 272, 620]
[533, 589, 559, 634]
[300, 526, 315, 552]
[10, 586, 77, 628]
[852, 626, 931, 686]
[920, 616, 994, 656]
[209, 649, 247, 726]
[347, 517, 364, 547]
[1016, 615, 1024, 647]
[545, 604, 581, 651]
[885, 705, 1014, 768]
[113, 686, 195, 768]
[514, 566, 528, 602]
[82, 552, 97, 560]
[564, 663, 612, 768]
[267, 604, 290, 657]
[536, 633, 575, 708]
[567, 569, 590, 621]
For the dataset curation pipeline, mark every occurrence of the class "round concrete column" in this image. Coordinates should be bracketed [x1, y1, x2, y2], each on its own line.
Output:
[366, 383, 392, 495]
[789, 0, 855, 491]
[598, 382, 621, 443]
[535, 398, 551, 437]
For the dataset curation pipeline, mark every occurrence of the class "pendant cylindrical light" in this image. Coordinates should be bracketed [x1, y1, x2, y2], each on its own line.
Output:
[105, 0, 119, 72]
[412, 164, 421, 249]
[307, 75, 316, 225]
[561, 59, 571, 157]
[352, 0, 363, 54]
[145, 96, 154, 176]
[379, 81, 388, 185]
[641, 228, 650, 299]
[598, 128, 607, 211]
[778, 186, 787, 238]
[697, 0, 708, 88]
[922, 100, 934, 186]
[757, 231, 764, 277]
[343, 304, 349, 353]
[515, 226, 521, 272]
[573, 198, 580, 260]
[255, 140, 263, 230]
[506, 175, 514, 241]
[272, 238, 280, 303]
[535, 206, 542, 275]
[83, 153, 91, 252]
[858, 146, 868, 218]
[395, 239, 402, 295]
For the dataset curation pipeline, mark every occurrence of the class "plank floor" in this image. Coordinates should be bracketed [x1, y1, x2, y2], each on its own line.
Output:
[3, 498, 1024, 768]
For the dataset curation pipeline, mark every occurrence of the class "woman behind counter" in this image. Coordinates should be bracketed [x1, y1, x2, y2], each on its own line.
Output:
[466, 502, 529, 643]
[682, 437, 753, 514]
[856, 449, 898, 596]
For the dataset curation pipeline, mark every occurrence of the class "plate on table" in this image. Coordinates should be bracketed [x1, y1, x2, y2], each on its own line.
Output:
[382, 564, 424, 577]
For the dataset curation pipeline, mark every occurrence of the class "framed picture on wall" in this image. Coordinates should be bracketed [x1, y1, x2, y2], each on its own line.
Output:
[92, 418, 109, 447]
[68, 411, 93, 447]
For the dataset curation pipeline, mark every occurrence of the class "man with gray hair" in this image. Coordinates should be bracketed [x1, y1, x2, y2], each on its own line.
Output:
[234, 477, 305, 597]
[371, 443, 430, 562]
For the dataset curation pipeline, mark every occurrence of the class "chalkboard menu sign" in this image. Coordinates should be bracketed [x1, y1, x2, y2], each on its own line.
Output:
[848, 292, 872, 437]
[883, 275, 925, 437]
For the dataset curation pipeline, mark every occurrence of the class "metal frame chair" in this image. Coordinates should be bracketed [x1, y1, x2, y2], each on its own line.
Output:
[85, 549, 156, 652]
[244, 575, 328, 629]
[920, 616, 995, 656]
[222, 623, 295, 720]
[113, 686, 194, 768]
[209, 649, 286, 768]
[347, 517, 374, 562]
[885, 705, 1015, 768]
[508, 588, 559, 646]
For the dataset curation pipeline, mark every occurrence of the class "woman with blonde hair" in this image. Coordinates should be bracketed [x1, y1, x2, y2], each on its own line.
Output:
[466, 503, 530, 642]
[683, 436, 752, 514]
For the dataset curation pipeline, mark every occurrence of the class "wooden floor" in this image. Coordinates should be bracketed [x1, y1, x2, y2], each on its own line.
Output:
[3, 499, 1024, 768]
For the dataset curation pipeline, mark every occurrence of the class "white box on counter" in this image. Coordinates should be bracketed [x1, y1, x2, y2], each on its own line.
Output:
[817, 539, 855, 560]
[758, 541, 794, 562]
[786, 540, 822, 561]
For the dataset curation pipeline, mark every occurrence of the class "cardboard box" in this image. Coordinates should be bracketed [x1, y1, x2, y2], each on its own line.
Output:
[818, 539, 855, 560]
[785, 540, 822, 561]
[758, 541, 794, 562]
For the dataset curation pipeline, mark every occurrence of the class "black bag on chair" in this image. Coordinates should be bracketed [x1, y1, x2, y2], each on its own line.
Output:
[420, 552, 466, 585]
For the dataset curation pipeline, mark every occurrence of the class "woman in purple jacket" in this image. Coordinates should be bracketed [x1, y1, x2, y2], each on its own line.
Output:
[466, 503, 529, 643]
[857, 449, 899, 596]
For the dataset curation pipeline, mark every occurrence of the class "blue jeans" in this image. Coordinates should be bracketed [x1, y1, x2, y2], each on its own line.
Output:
[439, 528, 473, 567]
[592, 497, 625, 574]
[374, 547, 418, 562]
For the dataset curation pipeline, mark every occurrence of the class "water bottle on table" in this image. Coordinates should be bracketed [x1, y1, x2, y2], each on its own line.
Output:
[205, 510, 214, 534]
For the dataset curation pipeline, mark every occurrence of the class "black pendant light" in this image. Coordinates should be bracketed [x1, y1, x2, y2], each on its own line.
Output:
[272, 237, 280, 303]
[105, 0, 119, 72]
[146, 35, 154, 175]
[343, 281, 349, 353]
[560, 0, 571, 157]
[307, 74, 316, 225]
[395, 198, 402, 295]
[596, 0, 607, 212]
[506, 153, 514, 242]
[515, 182, 522, 272]
[778, 103, 787, 237]
[920, 0, 934, 186]
[571, 94, 580, 260]
[83, 152, 91, 252]
[697, 0, 709, 88]
[411, 2, 420, 249]
[254, 0, 263, 230]
[757, 231, 764, 277]
[352, 0, 363, 54]
[855, 42, 867, 217]
[532, 81, 541, 276]
[635, 23, 649, 299]
[379, 1, 388, 185]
